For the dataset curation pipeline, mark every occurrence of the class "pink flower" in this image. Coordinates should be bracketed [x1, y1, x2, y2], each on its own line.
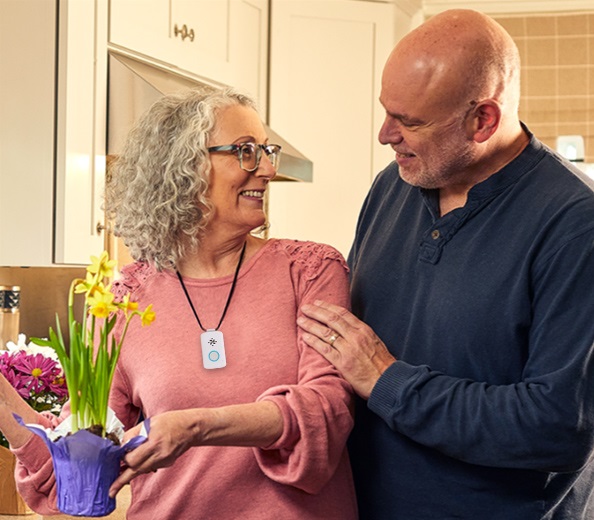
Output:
[0, 345, 68, 449]
[50, 374, 69, 399]
[3, 368, 30, 399]
[12, 353, 60, 394]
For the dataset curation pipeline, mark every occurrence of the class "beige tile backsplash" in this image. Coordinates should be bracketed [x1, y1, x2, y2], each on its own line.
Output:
[495, 12, 594, 162]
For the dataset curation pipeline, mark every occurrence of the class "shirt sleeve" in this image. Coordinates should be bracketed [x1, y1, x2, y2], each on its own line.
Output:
[12, 410, 64, 515]
[368, 230, 594, 472]
[253, 243, 355, 494]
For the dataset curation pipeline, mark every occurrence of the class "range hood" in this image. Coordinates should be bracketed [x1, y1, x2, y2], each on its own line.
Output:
[108, 52, 312, 182]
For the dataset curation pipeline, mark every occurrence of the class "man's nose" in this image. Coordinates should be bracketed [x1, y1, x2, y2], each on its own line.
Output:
[378, 117, 404, 145]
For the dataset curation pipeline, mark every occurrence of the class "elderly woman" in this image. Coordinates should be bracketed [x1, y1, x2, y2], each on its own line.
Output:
[4, 87, 358, 519]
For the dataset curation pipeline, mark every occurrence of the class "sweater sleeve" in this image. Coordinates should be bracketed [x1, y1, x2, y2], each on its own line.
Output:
[253, 243, 355, 494]
[12, 410, 64, 515]
[368, 229, 594, 472]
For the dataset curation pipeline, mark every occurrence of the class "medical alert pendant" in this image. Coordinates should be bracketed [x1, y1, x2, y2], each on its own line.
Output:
[200, 329, 226, 369]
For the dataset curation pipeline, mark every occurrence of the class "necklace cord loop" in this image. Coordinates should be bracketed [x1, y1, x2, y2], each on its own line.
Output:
[176, 242, 247, 332]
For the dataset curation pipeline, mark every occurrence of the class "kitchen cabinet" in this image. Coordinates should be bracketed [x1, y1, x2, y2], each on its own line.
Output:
[267, 0, 415, 256]
[109, 0, 269, 110]
[0, 0, 107, 266]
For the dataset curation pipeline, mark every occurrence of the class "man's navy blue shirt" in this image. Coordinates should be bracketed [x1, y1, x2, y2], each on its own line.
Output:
[348, 132, 594, 519]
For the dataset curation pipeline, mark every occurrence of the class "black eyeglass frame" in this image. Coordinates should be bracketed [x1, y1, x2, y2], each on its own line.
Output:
[207, 142, 282, 172]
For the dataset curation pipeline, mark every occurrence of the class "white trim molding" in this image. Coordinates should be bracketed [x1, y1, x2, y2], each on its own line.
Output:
[423, 0, 594, 15]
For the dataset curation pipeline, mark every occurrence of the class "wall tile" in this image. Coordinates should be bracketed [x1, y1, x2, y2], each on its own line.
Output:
[557, 14, 588, 36]
[539, 136, 556, 150]
[557, 96, 589, 123]
[527, 122, 558, 138]
[526, 69, 558, 97]
[558, 66, 589, 96]
[558, 122, 589, 137]
[558, 36, 589, 66]
[495, 11, 594, 162]
[526, 37, 556, 67]
[586, 137, 594, 160]
[526, 16, 556, 37]
[496, 16, 525, 37]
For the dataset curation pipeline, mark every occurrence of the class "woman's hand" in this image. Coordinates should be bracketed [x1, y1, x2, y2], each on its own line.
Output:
[109, 401, 282, 497]
[109, 409, 206, 497]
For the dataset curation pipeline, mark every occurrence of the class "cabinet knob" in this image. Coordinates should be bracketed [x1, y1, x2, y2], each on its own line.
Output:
[96, 222, 112, 236]
[174, 23, 195, 42]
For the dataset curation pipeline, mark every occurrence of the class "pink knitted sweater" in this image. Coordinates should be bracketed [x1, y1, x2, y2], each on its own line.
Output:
[13, 239, 358, 519]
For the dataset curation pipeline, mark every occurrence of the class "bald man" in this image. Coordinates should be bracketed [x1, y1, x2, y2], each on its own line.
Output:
[298, 9, 594, 519]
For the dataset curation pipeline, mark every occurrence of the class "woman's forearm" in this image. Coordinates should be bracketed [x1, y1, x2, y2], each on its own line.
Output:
[0, 374, 37, 448]
[198, 400, 283, 448]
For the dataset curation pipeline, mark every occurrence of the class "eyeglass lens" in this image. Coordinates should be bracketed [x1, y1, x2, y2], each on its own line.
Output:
[239, 143, 281, 172]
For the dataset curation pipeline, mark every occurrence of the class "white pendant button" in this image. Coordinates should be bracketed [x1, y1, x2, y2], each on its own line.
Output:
[201, 330, 226, 369]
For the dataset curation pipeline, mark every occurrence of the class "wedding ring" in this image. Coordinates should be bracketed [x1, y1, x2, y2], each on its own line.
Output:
[328, 333, 339, 347]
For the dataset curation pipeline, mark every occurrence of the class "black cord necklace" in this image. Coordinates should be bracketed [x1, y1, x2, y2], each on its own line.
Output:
[176, 241, 247, 369]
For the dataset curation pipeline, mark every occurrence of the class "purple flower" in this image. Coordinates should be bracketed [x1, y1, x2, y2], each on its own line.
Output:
[4, 368, 30, 399]
[12, 353, 59, 394]
[0, 347, 68, 448]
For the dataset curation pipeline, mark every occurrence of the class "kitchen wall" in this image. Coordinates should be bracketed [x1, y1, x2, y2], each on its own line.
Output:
[495, 11, 594, 162]
[0, 267, 86, 346]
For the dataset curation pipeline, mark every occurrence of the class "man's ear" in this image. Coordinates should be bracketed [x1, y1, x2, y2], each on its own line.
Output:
[466, 100, 501, 143]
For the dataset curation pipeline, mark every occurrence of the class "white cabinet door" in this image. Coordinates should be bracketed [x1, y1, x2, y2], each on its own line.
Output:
[228, 0, 269, 113]
[109, 0, 268, 106]
[109, 0, 167, 60]
[268, 0, 411, 257]
[54, 0, 107, 264]
[0, 0, 106, 266]
[0, 0, 55, 266]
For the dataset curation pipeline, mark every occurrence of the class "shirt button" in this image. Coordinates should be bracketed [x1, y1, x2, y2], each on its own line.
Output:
[431, 230, 440, 240]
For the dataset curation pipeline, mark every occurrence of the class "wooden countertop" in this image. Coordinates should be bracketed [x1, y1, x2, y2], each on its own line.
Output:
[0, 487, 130, 520]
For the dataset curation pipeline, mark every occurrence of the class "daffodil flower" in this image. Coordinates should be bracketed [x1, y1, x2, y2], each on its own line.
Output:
[74, 272, 94, 294]
[32, 251, 155, 436]
[88, 290, 118, 319]
[87, 251, 117, 279]
[140, 304, 156, 327]
[118, 294, 138, 317]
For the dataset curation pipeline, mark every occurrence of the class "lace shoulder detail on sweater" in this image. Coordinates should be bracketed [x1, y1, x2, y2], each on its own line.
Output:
[270, 239, 348, 281]
[111, 262, 156, 301]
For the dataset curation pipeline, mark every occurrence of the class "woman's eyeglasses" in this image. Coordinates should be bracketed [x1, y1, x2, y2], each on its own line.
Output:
[208, 142, 282, 172]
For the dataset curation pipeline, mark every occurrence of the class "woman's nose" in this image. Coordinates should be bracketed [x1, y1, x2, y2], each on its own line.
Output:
[255, 154, 277, 180]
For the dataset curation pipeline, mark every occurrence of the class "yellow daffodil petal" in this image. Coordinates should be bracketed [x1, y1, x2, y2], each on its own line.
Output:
[118, 294, 139, 315]
[74, 273, 95, 294]
[87, 251, 116, 279]
[87, 289, 117, 318]
[89, 302, 111, 319]
[140, 304, 156, 327]
[87, 253, 103, 275]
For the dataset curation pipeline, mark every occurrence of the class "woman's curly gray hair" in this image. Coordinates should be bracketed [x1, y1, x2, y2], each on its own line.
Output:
[105, 86, 258, 271]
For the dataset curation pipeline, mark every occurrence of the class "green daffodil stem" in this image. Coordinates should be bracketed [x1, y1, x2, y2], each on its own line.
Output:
[32, 251, 155, 438]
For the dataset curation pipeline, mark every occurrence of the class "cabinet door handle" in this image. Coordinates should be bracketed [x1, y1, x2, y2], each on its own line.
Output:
[174, 23, 195, 42]
[96, 222, 112, 235]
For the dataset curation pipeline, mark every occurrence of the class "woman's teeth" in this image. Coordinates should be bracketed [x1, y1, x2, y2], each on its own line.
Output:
[241, 190, 263, 198]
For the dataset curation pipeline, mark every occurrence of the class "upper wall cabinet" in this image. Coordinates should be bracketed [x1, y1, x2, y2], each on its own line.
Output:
[0, 0, 106, 266]
[267, 0, 413, 256]
[109, 0, 269, 109]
